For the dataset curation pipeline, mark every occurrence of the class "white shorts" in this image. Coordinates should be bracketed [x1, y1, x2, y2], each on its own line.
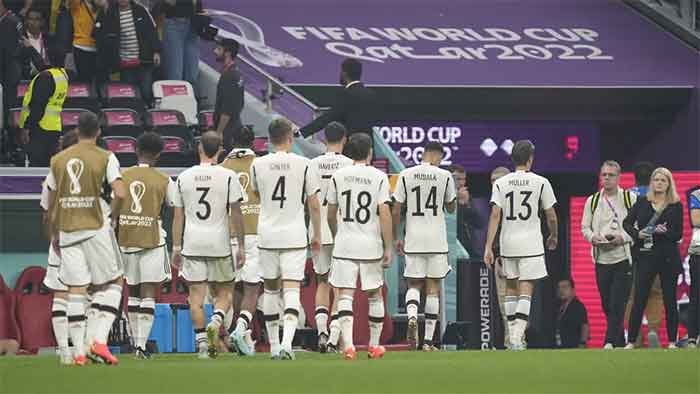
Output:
[232, 235, 262, 284]
[403, 254, 451, 279]
[259, 248, 307, 281]
[181, 255, 235, 283]
[503, 255, 548, 281]
[312, 245, 333, 275]
[329, 258, 384, 291]
[123, 246, 171, 285]
[43, 247, 68, 292]
[59, 226, 123, 287]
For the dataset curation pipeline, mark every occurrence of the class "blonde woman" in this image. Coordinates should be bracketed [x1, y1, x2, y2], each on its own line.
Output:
[623, 168, 683, 349]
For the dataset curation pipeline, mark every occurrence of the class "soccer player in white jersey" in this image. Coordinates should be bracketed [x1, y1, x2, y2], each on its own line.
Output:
[484, 140, 559, 350]
[327, 133, 393, 361]
[47, 112, 126, 365]
[392, 141, 457, 351]
[250, 118, 322, 360]
[308, 121, 353, 353]
[171, 132, 246, 359]
[40, 129, 78, 365]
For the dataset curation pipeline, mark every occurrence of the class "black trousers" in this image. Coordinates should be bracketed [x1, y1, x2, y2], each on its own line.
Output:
[27, 128, 60, 167]
[688, 254, 700, 340]
[595, 260, 631, 346]
[628, 253, 679, 344]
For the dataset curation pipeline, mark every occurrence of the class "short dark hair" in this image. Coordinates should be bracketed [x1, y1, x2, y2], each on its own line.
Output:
[511, 140, 534, 166]
[137, 132, 164, 158]
[345, 133, 372, 161]
[78, 111, 100, 138]
[341, 58, 362, 81]
[233, 126, 255, 149]
[60, 129, 79, 150]
[25, 7, 44, 20]
[559, 277, 575, 288]
[325, 122, 347, 144]
[634, 161, 654, 186]
[218, 38, 239, 58]
[450, 164, 465, 174]
[424, 141, 444, 155]
[268, 118, 293, 145]
[200, 131, 221, 159]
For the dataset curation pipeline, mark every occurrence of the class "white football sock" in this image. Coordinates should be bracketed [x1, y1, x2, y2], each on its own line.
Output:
[368, 296, 384, 348]
[51, 297, 69, 353]
[337, 295, 354, 350]
[424, 295, 439, 343]
[127, 296, 140, 347]
[138, 298, 155, 349]
[405, 287, 420, 321]
[328, 315, 340, 346]
[315, 306, 329, 336]
[263, 289, 281, 348]
[68, 294, 87, 357]
[95, 284, 122, 344]
[236, 310, 253, 334]
[281, 288, 300, 352]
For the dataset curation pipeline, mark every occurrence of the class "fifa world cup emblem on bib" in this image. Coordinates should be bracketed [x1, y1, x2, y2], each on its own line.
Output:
[238, 173, 250, 203]
[66, 158, 84, 195]
[129, 181, 146, 214]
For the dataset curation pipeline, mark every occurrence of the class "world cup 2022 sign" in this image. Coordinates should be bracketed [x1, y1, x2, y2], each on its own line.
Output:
[375, 121, 600, 173]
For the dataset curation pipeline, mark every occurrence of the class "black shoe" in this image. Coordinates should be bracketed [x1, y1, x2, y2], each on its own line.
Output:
[326, 342, 339, 354]
[135, 346, 152, 360]
[318, 333, 329, 353]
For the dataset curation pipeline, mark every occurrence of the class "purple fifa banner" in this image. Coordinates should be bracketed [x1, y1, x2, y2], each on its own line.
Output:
[204, 0, 698, 87]
[375, 121, 600, 172]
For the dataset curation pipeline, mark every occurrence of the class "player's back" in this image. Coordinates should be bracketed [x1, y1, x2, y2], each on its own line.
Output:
[330, 164, 390, 260]
[310, 152, 353, 244]
[396, 163, 456, 254]
[491, 170, 556, 258]
[221, 148, 260, 235]
[176, 164, 238, 257]
[252, 151, 319, 249]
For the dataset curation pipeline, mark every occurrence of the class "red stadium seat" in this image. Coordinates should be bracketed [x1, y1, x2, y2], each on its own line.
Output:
[101, 82, 145, 114]
[14, 266, 55, 351]
[61, 108, 90, 130]
[64, 83, 99, 113]
[197, 110, 214, 132]
[157, 268, 188, 304]
[0, 276, 20, 343]
[101, 108, 143, 138]
[103, 136, 138, 167]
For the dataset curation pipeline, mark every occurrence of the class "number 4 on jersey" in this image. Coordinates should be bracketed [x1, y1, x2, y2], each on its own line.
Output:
[272, 176, 287, 208]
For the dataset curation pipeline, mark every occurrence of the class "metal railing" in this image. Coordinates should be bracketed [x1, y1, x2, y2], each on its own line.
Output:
[627, 0, 700, 48]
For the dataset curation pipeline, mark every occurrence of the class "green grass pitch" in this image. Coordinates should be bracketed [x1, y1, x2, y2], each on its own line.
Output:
[0, 350, 698, 393]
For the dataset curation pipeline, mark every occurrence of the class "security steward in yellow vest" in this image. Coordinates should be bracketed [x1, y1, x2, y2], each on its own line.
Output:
[18, 55, 69, 167]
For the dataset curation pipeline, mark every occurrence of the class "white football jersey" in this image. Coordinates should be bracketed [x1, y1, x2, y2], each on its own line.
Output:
[490, 170, 557, 258]
[250, 151, 320, 249]
[174, 164, 243, 257]
[393, 163, 456, 254]
[327, 164, 391, 260]
[309, 152, 353, 245]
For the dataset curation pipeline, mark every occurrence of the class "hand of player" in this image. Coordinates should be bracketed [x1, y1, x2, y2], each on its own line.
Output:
[51, 237, 61, 257]
[235, 246, 246, 270]
[484, 248, 494, 269]
[546, 235, 558, 251]
[654, 223, 668, 234]
[310, 236, 321, 257]
[171, 250, 183, 270]
[382, 248, 392, 268]
[395, 240, 405, 256]
[458, 187, 470, 205]
[495, 257, 505, 278]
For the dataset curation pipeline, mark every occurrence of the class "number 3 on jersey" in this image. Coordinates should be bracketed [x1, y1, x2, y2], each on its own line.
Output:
[505, 190, 533, 221]
[196, 187, 211, 220]
[272, 176, 287, 208]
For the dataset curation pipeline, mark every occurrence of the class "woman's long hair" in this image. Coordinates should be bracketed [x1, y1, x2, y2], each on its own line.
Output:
[646, 167, 680, 211]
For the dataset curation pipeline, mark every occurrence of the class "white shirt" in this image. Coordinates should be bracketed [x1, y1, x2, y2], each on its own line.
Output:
[46, 153, 121, 245]
[393, 163, 456, 254]
[309, 152, 353, 245]
[580, 188, 636, 264]
[250, 151, 320, 249]
[490, 170, 557, 258]
[174, 164, 243, 257]
[327, 164, 391, 260]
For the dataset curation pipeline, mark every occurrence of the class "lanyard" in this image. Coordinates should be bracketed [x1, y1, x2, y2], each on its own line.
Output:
[602, 191, 620, 222]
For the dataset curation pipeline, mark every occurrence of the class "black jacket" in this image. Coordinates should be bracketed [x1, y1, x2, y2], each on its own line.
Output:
[300, 82, 379, 138]
[93, 1, 161, 71]
[457, 202, 485, 260]
[623, 197, 683, 274]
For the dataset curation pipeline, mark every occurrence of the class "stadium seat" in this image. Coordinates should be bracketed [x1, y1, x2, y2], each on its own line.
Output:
[253, 137, 269, 154]
[103, 136, 138, 167]
[64, 82, 99, 113]
[147, 304, 174, 353]
[8, 107, 21, 129]
[145, 109, 192, 142]
[197, 110, 214, 132]
[0, 275, 20, 344]
[61, 108, 90, 130]
[152, 80, 198, 126]
[14, 266, 55, 352]
[15, 80, 29, 106]
[101, 108, 143, 138]
[159, 136, 192, 167]
[156, 268, 188, 305]
[101, 82, 146, 114]
[175, 304, 213, 353]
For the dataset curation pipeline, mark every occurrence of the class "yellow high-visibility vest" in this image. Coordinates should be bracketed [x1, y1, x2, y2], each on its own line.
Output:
[19, 68, 68, 132]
